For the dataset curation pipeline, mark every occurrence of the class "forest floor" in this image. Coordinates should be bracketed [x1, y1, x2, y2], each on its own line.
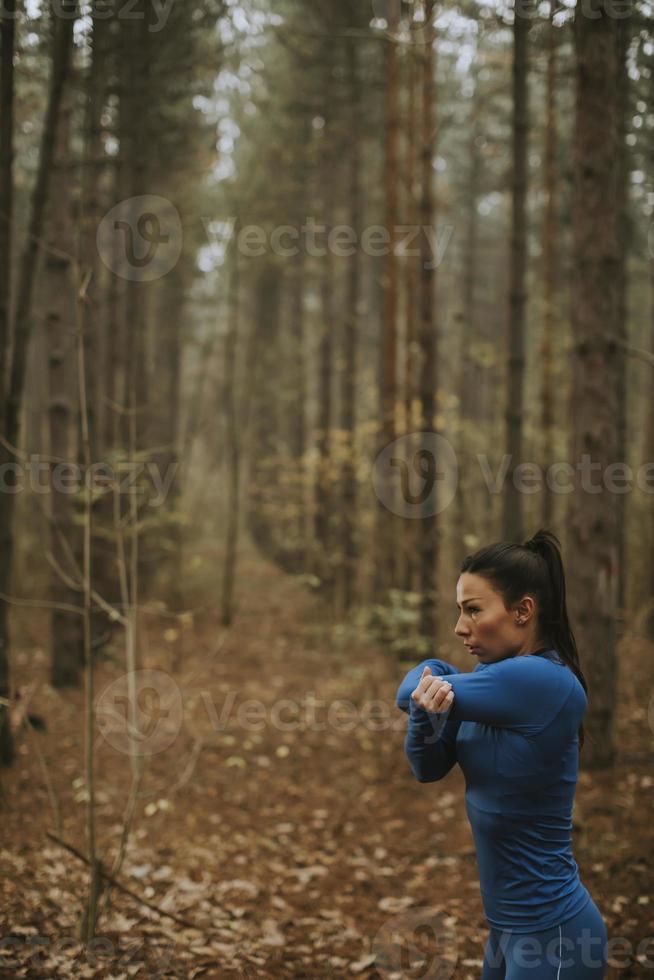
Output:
[1, 546, 653, 979]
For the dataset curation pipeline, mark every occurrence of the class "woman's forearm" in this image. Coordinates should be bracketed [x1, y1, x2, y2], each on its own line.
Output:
[404, 698, 459, 782]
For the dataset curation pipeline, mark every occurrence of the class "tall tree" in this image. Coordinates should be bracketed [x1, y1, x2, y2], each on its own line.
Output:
[81, 0, 114, 655]
[336, 38, 361, 616]
[0, 0, 16, 766]
[220, 223, 242, 626]
[0, 0, 15, 410]
[314, 123, 336, 591]
[503, 0, 531, 542]
[614, 3, 632, 620]
[246, 261, 284, 560]
[0, 0, 79, 766]
[374, 2, 401, 601]
[540, 2, 559, 529]
[567, 0, 621, 769]
[454, 48, 484, 547]
[647, 52, 654, 637]
[43, 91, 84, 687]
[417, 0, 437, 640]
[286, 126, 309, 577]
[400, 11, 421, 598]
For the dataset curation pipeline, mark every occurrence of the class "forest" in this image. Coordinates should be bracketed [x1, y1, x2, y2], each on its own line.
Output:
[0, 0, 653, 977]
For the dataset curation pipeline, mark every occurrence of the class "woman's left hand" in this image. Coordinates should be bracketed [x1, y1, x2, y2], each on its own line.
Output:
[411, 665, 455, 713]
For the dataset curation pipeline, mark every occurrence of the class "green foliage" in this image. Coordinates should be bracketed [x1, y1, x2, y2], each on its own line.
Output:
[353, 589, 435, 658]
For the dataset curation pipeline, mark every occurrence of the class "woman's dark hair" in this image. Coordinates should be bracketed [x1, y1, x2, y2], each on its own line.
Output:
[460, 528, 589, 750]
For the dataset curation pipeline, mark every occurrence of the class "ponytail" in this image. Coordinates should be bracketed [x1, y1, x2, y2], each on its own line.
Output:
[523, 530, 588, 751]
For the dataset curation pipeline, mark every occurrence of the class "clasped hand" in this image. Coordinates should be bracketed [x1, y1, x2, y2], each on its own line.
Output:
[410, 665, 455, 713]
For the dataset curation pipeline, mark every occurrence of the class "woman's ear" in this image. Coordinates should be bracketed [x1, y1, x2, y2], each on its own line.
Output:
[514, 595, 536, 625]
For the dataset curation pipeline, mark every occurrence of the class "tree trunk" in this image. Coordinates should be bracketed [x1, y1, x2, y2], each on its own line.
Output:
[220, 231, 241, 626]
[0, 0, 78, 765]
[417, 0, 437, 641]
[81, 1, 115, 653]
[44, 93, 84, 687]
[541, 3, 558, 530]
[120, 4, 150, 603]
[647, 61, 654, 639]
[374, 6, 400, 601]
[404, 26, 418, 442]
[614, 6, 631, 622]
[400, 14, 421, 599]
[92, 5, 129, 641]
[503, 1, 531, 543]
[314, 177, 334, 589]
[149, 264, 185, 616]
[0, 0, 16, 766]
[0, 0, 15, 409]
[286, 136, 309, 577]
[247, 263, 283, 560]
[648, 231, 654, 640]
[336, 39, 360, 616]
[455, 54, 483, 547]
[567, 0, 620, 769]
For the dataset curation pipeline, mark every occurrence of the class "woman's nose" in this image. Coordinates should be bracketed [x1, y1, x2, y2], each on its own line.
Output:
[454, 616, 468, 637]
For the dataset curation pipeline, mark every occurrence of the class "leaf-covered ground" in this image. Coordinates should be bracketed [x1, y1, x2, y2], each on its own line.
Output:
[1, 550, 653, 978]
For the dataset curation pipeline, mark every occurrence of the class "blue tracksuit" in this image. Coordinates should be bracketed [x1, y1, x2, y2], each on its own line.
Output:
[396, 649, 608, 978]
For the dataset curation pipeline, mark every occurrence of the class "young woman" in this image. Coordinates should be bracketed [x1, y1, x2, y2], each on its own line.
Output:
[396, 529, 608, 979]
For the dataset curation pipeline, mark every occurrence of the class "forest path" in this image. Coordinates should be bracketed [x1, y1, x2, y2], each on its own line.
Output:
[1, 545, 652, 978]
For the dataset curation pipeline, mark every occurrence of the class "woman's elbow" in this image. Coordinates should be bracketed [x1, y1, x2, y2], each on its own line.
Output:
[414, 770, 442, 783]
[407, 759, 448, 783]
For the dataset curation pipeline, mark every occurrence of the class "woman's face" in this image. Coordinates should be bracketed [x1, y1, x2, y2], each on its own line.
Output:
[454, 572, 539, 663]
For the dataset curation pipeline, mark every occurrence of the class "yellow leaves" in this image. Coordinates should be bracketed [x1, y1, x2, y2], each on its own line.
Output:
[144, 798, 172, 816]
[292, 865, 328, 886]
[260, 917, 285, 946]
[349, 952, 377, 973]
[72, 776, 90, 804]
[377, 895, 415, 913]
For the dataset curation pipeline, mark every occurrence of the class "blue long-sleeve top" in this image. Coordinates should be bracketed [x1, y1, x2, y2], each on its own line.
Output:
[395, 649, 592, 933]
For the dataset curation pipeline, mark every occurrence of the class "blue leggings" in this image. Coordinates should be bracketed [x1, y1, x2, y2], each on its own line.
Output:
[481, 897, 608, 979]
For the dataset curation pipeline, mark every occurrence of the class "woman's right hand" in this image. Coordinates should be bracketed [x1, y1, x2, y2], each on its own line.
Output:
[410, 665, 455, 713]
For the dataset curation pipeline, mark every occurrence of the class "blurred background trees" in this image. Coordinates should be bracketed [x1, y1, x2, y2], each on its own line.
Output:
[1, 0, 653, 772]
